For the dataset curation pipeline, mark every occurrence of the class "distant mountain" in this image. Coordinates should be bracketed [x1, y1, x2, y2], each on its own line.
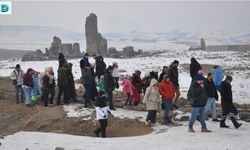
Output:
[0, 25, 84, 50]
[0, 49, 31, 60]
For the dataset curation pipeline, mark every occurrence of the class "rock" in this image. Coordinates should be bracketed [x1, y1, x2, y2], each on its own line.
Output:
[55, 147, 65, 150]
[239, 111, 250, 121]
[122, 46, 135, 58]
[200, 38, 206, 50]
[22, 36, 82, 61]
[85, 13, 107, 56]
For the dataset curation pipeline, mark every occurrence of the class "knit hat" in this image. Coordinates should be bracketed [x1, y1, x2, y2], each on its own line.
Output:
[226, 75, 233, 82]
[196, 74, 205, 81]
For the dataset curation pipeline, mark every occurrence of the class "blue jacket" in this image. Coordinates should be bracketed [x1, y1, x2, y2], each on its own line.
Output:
[213, 67, 224, 86]
[32, 76, 42, 96]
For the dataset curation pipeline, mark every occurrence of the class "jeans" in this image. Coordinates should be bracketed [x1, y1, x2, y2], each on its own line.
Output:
[23, 87, 32, 105]
[163, 100, 172, 119]
[15, 85, 24, 103]
[204, 97, 217, 119]
[44, 88, 55, 107]
[146, 110, 157, 123]
[106, 88, 113, 108]
[189, 107, 207, 129]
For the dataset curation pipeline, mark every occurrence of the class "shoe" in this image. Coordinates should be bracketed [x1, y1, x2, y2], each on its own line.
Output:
[201, 128, 212, 132]
[110, 107, 116, 110]
[94, 130, 100, 137]
[145, 121, 150, 126]
[212, 118, 220, 122]
[173, 104, 179, 109]
[235, 123, 242, 129]
[188, 128, 195, 132]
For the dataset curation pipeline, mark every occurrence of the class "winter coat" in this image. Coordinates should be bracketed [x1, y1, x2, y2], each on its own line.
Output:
[57, 67, 69, 87]
[95, 96, 110, 120]
[23, 72, 34, 88]
[67, 70, 76, 98]
[42, 75, 56, 90]
[168, 65, 179, 87]
[187, 83, 207, 107]
[158, 71, 167, 83]
[190, 58, 202, 79]
[143, 79, 161, 110]
[220, 81, 233, 113]
[10, 69, 25, 85]
[204, 78, 218, 100]
[31, 76, 42, 96]
[104, 71, 115, 91]
[213, 67, 224, 86]
[81, 67, 93, 86]
[122, 79, 133, 94]
[97, 81, 105, 92]
[80, 57, 89, 70]
[112, 67, 119, 78]
[58, 53, 66, 68]
[95, 61, 106, 76]
[158, 80, 175, 101]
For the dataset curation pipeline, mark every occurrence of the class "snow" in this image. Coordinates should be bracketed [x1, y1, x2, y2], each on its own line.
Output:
[0, 44, 249, 104]
[0, 120, 249, 150]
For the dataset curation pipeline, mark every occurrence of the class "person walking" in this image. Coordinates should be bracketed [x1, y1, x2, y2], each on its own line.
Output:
[94, 91, 111, 138]
[31, 72, 42, 103]
[220, 75, 242, 129]
[122, 76, 134, 106]
[42, 67, 56, 107]
[143, 79, 161, 126]
[168, 60, 180, 109]
[132, 70, 142, 106]
[159, 74, 175, 125]
[57, 63, 70, 105]
[112, 62, 120, 89]
[104, 66, 116, 110]
[10, 64, 25, 104]
[23, 68, 35, 106]
[204, 73, 220, 122]
[190, 57, 202, 81]
[187, 74, 212, 133]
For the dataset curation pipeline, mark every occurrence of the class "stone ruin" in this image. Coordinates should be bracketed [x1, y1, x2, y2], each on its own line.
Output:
[107, 46, 144, 58]
[85, 13, 107, 56]
[200, 38, 206, 50]
[22, 36, 82, 61]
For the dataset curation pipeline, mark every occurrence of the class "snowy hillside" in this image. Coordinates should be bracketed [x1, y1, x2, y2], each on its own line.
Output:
[0, 44, 249, 104]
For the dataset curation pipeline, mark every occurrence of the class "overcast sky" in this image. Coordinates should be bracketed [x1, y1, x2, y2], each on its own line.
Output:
[1, 1, 250, 33]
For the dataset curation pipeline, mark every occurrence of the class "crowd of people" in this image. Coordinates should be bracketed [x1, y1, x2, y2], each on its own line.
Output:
[9, 53, 242, 137]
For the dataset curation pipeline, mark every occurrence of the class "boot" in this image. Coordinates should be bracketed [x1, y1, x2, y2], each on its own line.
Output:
[201, 128, 212, 132]
[188, 128, 195, 133]
[230, 117, 242, 129]
[220, 119, 229, 128]
[163, 117, 172, 125]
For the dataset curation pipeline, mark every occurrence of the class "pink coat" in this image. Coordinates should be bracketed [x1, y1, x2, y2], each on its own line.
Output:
[122, 79, 133, 94]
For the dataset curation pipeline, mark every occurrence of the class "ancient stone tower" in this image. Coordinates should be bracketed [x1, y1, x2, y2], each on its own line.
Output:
[200, 38, 206, 50]
[85, 13, 107, 56]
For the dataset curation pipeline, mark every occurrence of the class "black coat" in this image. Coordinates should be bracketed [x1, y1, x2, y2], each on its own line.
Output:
[204, 78, 218, 100]
[95, 96, 107, 108]
[190, 58, 202, 79]
[42, 75, 55, 90]
[220, 81, 233, 113]
[187, 83, 207, 107]
[67, 70, 76, 98]
[57, 67, 69, 87]
[58, 53, 66, 68]
[168, 66, 179, 87]
[96, 61, 106, 76]
[104, 71, 115, 90]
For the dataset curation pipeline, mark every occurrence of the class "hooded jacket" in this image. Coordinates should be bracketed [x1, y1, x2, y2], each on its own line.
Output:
[220, 80, 233, 113]
[143, 79, 161, 110]
[159, 80, 175, 101]
[190, 57, 202, 79]
[213, 67, 224, 86]
[187, 82, 208, 107]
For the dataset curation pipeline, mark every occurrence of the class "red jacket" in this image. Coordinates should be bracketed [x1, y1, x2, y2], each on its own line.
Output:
[159, 80, 175, 100]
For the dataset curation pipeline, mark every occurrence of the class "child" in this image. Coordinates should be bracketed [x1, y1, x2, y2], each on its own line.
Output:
[122, 76, 133, 106]
[94, 91, 111, 138]
[42, 67, 56, 107]
[143, 79, 161, 126]
[31, 72, 42, 103]
[97, 75, 105, 92]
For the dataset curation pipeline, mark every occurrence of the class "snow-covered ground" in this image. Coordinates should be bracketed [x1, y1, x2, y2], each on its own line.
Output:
[0, 45, 249, 104]
[0, 104, 249, 150]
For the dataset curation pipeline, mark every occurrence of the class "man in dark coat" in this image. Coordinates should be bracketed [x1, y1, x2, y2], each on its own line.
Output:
[82, 63, 94, 108]
[95, 56, 107, 81]
[104, 66, 116, 110]
[58, 53, 66, 68]
[220, 75, 242, 129]
[190, 57, 202, 80]
[80, 53, 90, 71]
[57, 63, 70, 105]
[168, 60, 180, 109]
[187, 74, 211, 133]
[204, 73, 219, 122]
[67, 63, 77, 102]
[159, 66, 168, 82]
